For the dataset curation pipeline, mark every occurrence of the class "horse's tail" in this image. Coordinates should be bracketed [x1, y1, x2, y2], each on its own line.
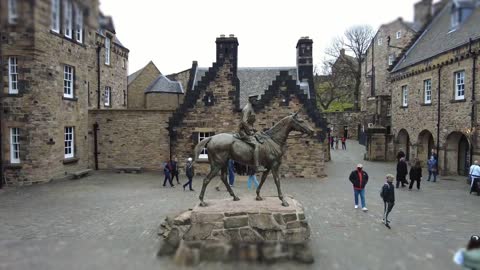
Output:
[193, 137, 212, 163]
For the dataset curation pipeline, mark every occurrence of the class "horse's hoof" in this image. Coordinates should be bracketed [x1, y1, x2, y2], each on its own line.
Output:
[281, 201, 289, 207]
[233, 196, 240, 201]
[199, 201, 207, 207]
[256, 196, 263, 201]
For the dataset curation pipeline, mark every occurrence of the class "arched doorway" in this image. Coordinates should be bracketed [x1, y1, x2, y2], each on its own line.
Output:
[397, 129, 410, 160]
[417, 130, 435, 163]
[445, 132, 470, 176]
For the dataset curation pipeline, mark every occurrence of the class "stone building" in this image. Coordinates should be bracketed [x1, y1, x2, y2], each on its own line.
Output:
[390, 0, 480, 175]
[167, 36, 328, 178]
[0, 0, 128, 186]
[358, 0, 447, 161]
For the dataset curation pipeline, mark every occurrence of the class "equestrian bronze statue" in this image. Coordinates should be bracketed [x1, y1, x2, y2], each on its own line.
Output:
[193, 102, 314, 207]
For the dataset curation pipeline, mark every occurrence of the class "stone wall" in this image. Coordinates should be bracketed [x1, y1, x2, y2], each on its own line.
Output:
[323, 111, 363, 140]
[146, 93, 184, 110]
[391, 40, 480, 174]
[88, 110, 171, 170]
[128, 62, 161, 109]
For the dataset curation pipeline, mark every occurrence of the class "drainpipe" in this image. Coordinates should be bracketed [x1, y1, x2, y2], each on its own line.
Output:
[436, 66, 442, 172]
[0, 40, 4, 188]
[469, 38, 477, 165]
[93, 122, 99, 170]
[96, 46, 101, 109]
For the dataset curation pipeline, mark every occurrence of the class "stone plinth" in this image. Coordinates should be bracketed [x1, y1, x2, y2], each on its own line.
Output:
[158, 196, 313, 265]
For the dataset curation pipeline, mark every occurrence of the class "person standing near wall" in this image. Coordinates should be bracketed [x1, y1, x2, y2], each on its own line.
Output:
[349, 164, 369, 211]
[183, 157, 194, 191]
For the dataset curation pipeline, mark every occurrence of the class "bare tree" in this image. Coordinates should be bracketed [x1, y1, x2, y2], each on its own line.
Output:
[321, 25, 374, 111]
[315, 57, 354, 111]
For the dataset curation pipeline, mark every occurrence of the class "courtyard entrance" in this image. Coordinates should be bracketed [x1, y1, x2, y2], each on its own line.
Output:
[397, 129, 410, 160]
[445, 132, 470, 176]
[417, 130, 435, 163]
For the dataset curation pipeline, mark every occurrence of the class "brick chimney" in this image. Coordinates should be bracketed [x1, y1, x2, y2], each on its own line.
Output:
[414, 0, 432, 29]
[216, 34, 239, 69]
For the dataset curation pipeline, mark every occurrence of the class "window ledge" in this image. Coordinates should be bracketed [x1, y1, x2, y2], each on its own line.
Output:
[450, 99, 466, 103]
[5, 163, 22, 169]
[421, 103, 432, 106]
[197, 158, 209, 163]
[400, 106, 408, 109]
[63, 96, 78, 102]
[63, 157, 79, 164]
[3, 93, 23, 98]
[49, 30, 86, 48]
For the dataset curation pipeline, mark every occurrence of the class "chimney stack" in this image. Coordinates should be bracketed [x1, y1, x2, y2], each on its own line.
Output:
[414, 0, 432, 29]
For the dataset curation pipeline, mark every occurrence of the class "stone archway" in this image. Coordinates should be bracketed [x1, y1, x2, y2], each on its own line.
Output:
[417, 130, 435, 164]
[445, 132, 470, 176]
[397, 129, 410, 161]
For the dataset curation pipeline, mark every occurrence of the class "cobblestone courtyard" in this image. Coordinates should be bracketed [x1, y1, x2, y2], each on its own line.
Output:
[0, 141, 478, 270]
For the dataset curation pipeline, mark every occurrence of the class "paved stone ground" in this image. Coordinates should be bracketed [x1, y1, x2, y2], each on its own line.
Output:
[0, 141, 478, 270]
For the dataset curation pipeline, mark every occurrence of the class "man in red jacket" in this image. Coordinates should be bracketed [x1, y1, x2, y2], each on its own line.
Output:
[349, 164, 369, 211]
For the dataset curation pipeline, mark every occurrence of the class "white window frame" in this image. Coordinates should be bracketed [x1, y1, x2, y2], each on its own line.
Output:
[402, 85, 408, 107]
[377, 37, 383, 46]
[452, 9, 461, 28]
[8, 57, 19, 94]
[74, 5, 83, 43]
[63, 0, 73, 38]
[64, 127, 74, 159]
[105, 37, 111, 65]
[198, 132, 214, 159]
[424, 79, 432, 104]
[8, 0, 18, 24]
[51, 0, 60, 33]
[396, 31, 402, 39]
[10, 128, 20, 164]
[388, 55, 394, 66]
[455, 71, 465, 100]
[63, 65, 74, 98]
[104, 86, 111, 106]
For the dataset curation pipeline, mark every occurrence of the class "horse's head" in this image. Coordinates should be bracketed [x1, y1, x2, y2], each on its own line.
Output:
[290, 112, 315, 137]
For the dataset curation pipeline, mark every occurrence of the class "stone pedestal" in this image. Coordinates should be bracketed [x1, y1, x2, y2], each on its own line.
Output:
[158, 196, 313, 265]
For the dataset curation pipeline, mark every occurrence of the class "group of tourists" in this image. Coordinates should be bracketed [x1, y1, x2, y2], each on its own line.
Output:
[162, 157, 195, 191]
[395, 149, 439, 191]
[329, 136, 347, 150]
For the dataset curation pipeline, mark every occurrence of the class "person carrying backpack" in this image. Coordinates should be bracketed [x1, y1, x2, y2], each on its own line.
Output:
[380, 174, 395, 229]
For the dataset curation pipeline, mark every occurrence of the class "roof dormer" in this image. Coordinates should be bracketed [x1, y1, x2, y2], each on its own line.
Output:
[451, 0, 475, 28]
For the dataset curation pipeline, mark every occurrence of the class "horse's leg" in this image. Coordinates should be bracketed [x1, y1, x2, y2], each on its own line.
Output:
[221, 167, 240, 201]
[272, 166, 288, 207]
[199, 165, 221, 207]
[255, 169, 270, 201]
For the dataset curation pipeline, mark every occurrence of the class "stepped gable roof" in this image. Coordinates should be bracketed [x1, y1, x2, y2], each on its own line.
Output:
[145, 75, 184, 94]
[393, 0, 480, 72]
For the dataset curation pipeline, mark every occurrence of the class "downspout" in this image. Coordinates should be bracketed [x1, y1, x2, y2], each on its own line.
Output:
[0, 39, 4, 188]
[469, 38, 477, 166]
[96, 46, 101, 109]
[93, 122, 99, 170]
[436, 66, 442, 172]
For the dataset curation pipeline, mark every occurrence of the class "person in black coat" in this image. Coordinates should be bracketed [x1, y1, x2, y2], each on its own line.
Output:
[183, 157, 194, 191]
[381, 174, 395, 229]
[409, 159, 422, 190]
[396, 157, 408, 188]
[396, 149, 406, 162]
[171, 158, 180, 185]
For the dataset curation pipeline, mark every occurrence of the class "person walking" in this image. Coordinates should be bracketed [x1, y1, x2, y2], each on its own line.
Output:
[335, 137, 339, 150]
[409, 159, 422, 190]
[162, 161, 174, 187]
[469, 160, 480, 195]
[171, 157, 181, 185]
[228, 159, 235, 186]
[396, 157, 408, 188]
[396, 149, 406, 162]
[341, 137, 347, 150]
[380, 174, 395, 229]
[183, 157, 195, 191]
[427, 155, 438, 182]
[247, 166, 259, 190]
[348, 164, 369, 211]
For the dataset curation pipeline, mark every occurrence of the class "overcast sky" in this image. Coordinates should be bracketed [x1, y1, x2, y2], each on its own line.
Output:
[100, 0, 420, 75]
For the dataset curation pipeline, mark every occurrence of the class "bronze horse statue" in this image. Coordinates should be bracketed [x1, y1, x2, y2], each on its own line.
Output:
[193, 113, 315, 207]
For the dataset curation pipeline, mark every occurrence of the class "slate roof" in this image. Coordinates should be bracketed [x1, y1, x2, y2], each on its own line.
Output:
[393, 0, 480, 72]
[127, 67, 144, 85]
[191, 66, 306, 107]
[145, 75, 184, 94]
